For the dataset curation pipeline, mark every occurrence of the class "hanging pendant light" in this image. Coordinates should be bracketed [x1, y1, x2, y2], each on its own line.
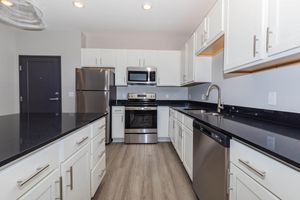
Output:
[0, 0, 45, 30]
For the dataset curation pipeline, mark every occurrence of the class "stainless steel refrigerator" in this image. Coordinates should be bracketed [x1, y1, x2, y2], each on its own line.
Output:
[76, 67, 116, 144]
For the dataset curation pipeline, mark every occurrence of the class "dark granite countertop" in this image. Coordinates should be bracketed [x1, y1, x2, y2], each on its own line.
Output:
[0, 112, 107, 168]
[173, 106, 300, 170]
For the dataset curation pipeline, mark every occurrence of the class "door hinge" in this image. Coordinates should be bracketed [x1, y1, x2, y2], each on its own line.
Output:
[19, 65, 22, 71]
[20, 96, 23, 102]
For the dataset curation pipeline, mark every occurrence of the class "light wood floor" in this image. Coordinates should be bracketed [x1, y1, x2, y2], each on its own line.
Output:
[94, 143, 197, 200]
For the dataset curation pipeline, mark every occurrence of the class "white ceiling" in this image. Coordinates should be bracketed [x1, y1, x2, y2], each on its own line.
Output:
[37, 0, 217, 49]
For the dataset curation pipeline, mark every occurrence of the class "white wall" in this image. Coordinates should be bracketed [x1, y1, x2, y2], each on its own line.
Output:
[83, 31, 187, 50]
[16, 30, 81, 112]
[0, 24, 19, 115]
[117, 86, 188, 100]
[188, 52, 300, 113]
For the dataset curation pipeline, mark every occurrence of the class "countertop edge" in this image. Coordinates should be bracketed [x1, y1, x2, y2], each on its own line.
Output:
[171, 107, 300, 171]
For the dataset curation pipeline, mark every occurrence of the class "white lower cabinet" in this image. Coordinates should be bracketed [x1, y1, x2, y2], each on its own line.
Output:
[230, 164, 279, 200]
[112, 106, 125, 141]
[61, 144, 91, 200]
[182, 126, 193, 180]
[18, 169, 61, 200]
[157, 106, 170, 139]
[169, 108, 193, 180]
[230, 140, 300, 200]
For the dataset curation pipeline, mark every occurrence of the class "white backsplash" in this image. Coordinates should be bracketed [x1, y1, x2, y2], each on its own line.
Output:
[117, 86, 188, 100]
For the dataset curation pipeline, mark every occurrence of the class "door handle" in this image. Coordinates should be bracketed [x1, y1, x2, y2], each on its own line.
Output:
[253, 35, 259, 57]
[238, 159, 266, 179]
[49, 97, 59, 101]
[17, 164, 50, 188]
[66, 166, 73, 190]
[55, 176, 63, 200]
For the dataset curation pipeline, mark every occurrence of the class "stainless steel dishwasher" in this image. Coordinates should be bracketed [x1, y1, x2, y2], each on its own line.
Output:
[193, 120, 230, 200]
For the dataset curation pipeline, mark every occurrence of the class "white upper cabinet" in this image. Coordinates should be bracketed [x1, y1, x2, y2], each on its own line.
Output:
[267, 0, 300, 57]
[181, 34, 212, 86]
[81, 48, 99, 66]
[224, 0, 266, 72]
[98, 49, 117, 67]
[206, 0, 225, 44]
[195, 0, 225, 55]
[195, 19, 207, 54]
[126, 50, 158, 67]
[126, 50, 144, 67]
[157, 51, 181, 86]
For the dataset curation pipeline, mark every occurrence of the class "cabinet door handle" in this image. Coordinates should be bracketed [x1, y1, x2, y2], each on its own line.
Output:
[143, 59, 145, 66]
[121, 115, 124, 122]
[238, 159, 266, 179]
[95, 58, 98, 65]
[124, 76, 126, 84]
[55, 176, 63, 200]
[139, 59, 141, 66]
[76, 136, 89, 145]
[253, 35, 258, 57]
[17, 164, 50, 188]
[100, 57, 103, 66]
[66, 166, 73, 190]
[266, 27, 272, 53]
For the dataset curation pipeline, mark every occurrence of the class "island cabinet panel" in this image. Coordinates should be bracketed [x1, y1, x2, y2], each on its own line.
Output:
[0, 143, 60, 200]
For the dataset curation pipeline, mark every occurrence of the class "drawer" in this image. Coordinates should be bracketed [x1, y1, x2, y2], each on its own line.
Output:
[61, 125, 91, 161]
[0, 142, 60, 200]
[91, 130, 105, 155]
[183, 115, 193, 130]
[91, 155, 106, 197]
[230, 140, 300, 200]
[91, 117, 106, 138]
[91, 143, 105, 169]
[112, 106, 125, 114]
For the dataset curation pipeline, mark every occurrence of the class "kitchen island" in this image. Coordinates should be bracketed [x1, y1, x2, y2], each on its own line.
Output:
[0, 112, 107, 200]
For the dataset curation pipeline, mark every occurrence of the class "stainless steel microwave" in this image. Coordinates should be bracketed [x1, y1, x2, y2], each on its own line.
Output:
[127, 67, 157, 85]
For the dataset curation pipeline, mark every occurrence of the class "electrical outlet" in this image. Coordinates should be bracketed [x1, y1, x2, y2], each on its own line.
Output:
[268, 92, 277, 106]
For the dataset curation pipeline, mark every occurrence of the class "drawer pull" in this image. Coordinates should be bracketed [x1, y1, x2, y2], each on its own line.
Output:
[55, 176, 63, 200]
[17, 164, 50, 188]
[98, 138, 105, 145]
[76, 136, 89, 145]
[238, 159, 266, 179]
[66, 166, 74, 190]
[98, 125, 105, 130]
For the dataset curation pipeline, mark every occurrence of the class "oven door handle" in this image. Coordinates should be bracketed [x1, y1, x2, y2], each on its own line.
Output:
[125, 107, 157, 111]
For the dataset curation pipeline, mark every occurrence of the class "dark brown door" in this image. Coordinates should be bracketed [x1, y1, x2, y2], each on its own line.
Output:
[19, 56, 62, 114]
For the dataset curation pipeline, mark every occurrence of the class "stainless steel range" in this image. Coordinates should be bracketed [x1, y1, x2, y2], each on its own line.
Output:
[125, 93, 157, 144]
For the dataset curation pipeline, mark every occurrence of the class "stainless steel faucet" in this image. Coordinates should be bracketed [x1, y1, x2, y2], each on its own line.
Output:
[205, 84, 224, 113]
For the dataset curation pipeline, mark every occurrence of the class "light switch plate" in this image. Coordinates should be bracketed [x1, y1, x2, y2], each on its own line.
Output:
[268, 92, 277, 106]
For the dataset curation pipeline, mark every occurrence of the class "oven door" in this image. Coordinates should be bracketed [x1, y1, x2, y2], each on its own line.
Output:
[125, 107, 157, 133]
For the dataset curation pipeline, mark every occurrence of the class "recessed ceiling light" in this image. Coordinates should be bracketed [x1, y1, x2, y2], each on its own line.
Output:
[73, 0, 84, 8]
[1, 0, 13, 7]
[142, 3, 152, 10]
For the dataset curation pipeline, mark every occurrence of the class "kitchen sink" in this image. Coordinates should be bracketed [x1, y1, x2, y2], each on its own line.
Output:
[185, 109, 223, 116]
[204, 112, 222, 116]
[185, 109, 207, 114]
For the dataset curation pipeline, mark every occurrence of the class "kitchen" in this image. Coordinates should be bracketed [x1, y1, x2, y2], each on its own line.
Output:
[0, 0, 300, 200]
